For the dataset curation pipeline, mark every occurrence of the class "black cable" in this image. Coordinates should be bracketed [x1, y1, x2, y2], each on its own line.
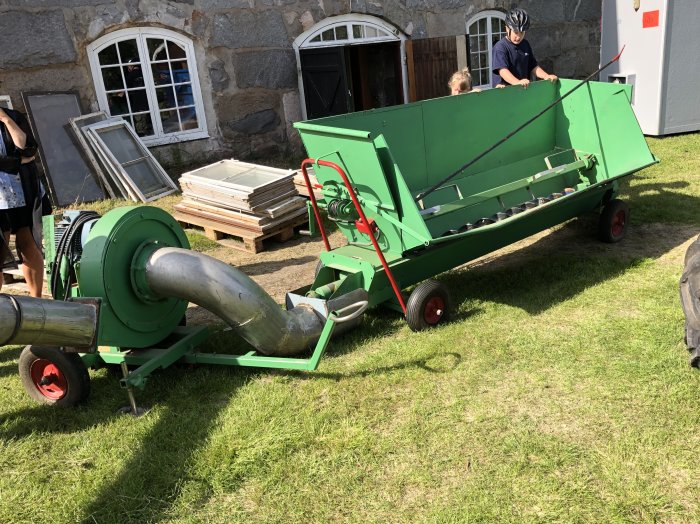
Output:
[50, 211, 100, 300]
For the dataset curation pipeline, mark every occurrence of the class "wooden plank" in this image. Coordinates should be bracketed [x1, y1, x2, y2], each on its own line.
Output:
[174, 211, 308, 254]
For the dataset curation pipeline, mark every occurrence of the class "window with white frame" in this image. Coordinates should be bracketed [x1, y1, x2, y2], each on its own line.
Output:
[87, 28, 208, 146]
[466, 11, 507, 89]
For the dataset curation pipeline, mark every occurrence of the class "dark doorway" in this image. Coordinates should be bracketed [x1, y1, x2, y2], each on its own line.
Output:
[300, 41, 403, 119]
[347, 41, 403, 111]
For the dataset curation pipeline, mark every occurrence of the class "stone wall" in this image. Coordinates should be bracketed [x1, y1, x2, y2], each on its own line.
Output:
[0, 0, 601, 170]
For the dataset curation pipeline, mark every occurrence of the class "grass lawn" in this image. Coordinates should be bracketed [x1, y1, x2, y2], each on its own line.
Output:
[1, 134, 700, 523]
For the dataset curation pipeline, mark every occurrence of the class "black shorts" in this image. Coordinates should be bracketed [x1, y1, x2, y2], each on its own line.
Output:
[0, 204, 32, 234]
[0, 195, 52, 234]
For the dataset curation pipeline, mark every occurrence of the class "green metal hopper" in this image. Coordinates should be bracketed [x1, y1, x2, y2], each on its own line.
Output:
[295, 79, 657, 329]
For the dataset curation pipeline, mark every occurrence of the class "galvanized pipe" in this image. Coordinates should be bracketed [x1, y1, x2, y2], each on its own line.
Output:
[0, 294, 97, 348]
[144, 247, 325, 356]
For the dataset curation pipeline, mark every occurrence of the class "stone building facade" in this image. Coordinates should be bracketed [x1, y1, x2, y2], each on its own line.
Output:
[0, 0, 601, 170]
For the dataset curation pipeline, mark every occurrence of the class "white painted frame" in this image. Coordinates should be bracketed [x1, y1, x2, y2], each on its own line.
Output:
[293, 14, 409, 120]
[465, 10, 507, 89]
[84, 120, 177, 202]
[0, 96, 12, 109]
[87, 27, 209, 147]
[69, 112, 122, 199]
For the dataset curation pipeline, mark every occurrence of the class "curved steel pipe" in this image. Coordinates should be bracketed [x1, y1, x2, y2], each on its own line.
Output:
[144, 247, 324, 356]
[0, 294, 97, 348]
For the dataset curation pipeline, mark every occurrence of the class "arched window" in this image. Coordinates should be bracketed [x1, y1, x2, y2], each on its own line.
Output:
[87, 28, 208, 146]
[466, 11, 507, 89]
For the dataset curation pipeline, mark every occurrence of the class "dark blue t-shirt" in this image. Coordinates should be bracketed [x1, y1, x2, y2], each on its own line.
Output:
[491, 37, 538, 86]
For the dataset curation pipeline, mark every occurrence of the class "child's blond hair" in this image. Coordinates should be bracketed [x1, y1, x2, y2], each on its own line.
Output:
[448, 67, 473, 94]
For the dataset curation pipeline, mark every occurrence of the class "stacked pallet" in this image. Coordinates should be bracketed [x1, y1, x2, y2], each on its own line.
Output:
[174, 160, 308, 253]
[292, 165, 322, 200]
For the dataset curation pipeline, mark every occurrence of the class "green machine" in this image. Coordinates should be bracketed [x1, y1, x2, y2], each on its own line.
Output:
[295, 80, 657, 327]
[6, 79, 656, 409]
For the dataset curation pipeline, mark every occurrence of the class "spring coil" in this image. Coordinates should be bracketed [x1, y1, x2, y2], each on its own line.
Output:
[326, 199, 358, 222]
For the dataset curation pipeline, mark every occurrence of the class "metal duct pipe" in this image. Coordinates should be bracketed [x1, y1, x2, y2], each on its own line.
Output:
[144, 247, 325, 356]
[0, 294, 97, 349]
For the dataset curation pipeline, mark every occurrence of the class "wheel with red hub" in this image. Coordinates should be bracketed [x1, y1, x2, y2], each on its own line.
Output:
[18, 346, 90, 406]
[406, 279, 451, 332]
[598, 199, 630, 243]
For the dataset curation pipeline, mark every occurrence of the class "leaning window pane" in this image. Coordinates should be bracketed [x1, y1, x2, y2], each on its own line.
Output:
[124, 159, 165, 195]
[97, 127, 143, 163]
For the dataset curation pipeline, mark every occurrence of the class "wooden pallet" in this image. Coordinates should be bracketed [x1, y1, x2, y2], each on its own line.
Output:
[174, 211, 309, 254]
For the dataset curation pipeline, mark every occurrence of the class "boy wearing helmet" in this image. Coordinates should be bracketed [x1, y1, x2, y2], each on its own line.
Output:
[492, 8, 558, 88]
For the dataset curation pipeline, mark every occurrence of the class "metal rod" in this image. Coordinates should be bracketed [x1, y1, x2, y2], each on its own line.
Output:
[120, 361, 139, 415]
[414, 47, 626, 203]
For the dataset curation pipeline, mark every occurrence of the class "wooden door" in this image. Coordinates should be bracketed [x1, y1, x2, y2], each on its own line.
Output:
[299, 47, 351, 119]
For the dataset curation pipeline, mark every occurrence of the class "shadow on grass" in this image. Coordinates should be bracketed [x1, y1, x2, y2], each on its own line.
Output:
[439, 189, 698, 316]
[76, 366, 247, 522]
[236, 254, 316, 276]
[0, 345, 22, 365]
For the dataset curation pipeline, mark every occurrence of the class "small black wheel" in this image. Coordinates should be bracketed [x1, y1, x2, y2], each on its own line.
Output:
[406, 279, 451, 332]
[18, 346, 91, 406]
[598, 199, 629, 243]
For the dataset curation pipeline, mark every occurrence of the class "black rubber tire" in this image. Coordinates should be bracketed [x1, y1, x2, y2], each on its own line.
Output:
[682, 235, 700, 367]
[598, 199, 630, 243]
[406, 279, 451, 332]
[18, 346, 91, 407]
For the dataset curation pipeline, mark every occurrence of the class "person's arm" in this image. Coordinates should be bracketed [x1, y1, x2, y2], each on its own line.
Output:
[499, 68, 529, 88]
[532, 65, 558, 82]
[0, 108, 27, 150]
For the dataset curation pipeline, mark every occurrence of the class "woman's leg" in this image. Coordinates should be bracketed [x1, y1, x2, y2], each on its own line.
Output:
[14, 227, 43, 298]
[0, 231, 10, 293]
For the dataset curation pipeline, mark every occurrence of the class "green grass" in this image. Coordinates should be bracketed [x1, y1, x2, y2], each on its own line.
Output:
[2, 134, 700, 522]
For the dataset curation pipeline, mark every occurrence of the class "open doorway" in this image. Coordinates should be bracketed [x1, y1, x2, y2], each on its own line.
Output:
[294, 15, 408, 120]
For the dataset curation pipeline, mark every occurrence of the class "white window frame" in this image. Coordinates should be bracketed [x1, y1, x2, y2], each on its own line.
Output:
[87, 27, 208, 147]
[466, 10, 507, 89]
[293, 14, 409, 120]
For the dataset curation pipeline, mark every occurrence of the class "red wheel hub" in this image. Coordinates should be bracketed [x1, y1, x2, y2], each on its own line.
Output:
[29, 359, 67, 400]
[611, 209, 626, 237]
[424, 296, 445, 325]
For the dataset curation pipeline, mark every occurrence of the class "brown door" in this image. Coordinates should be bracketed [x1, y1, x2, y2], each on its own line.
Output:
[407, 36, 466, 101]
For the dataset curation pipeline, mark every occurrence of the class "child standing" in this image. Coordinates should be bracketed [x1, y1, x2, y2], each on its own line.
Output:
[448, 68, 481, 95]
[491, 8, 558, 88]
